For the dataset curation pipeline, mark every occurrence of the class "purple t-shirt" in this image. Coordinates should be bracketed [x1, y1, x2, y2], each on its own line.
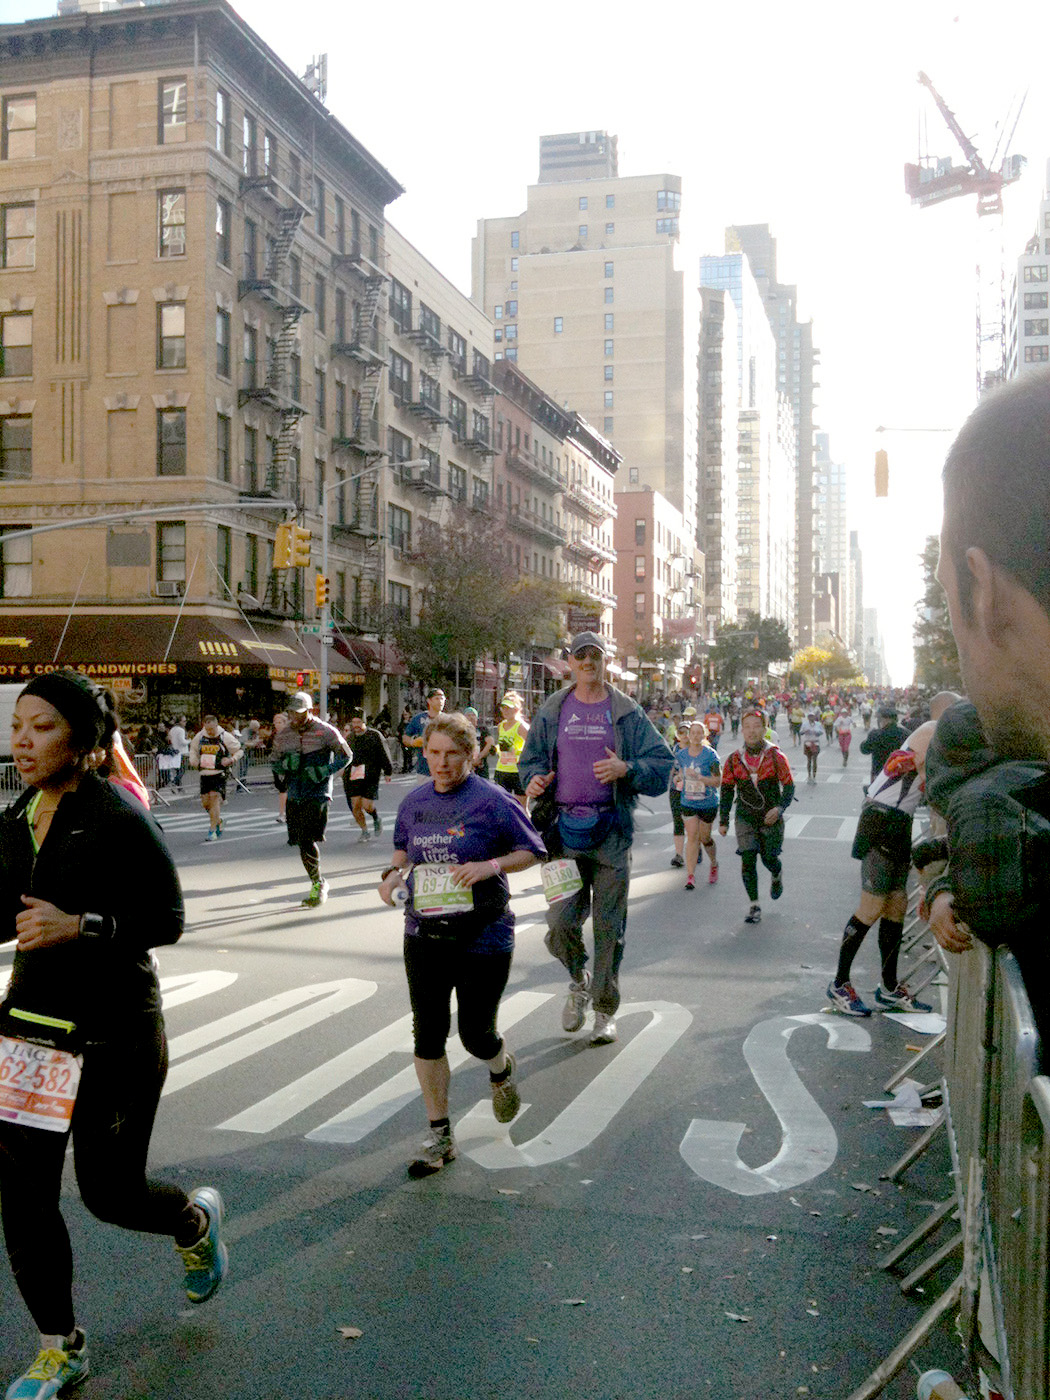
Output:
[393, 773, 547, 952]
[555, 694, 616, 808]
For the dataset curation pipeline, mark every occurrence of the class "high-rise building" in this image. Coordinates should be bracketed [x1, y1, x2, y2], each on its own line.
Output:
[471, 137, 697, 537]
[724, 225, 817, 647]
[697, 286, 739, 630]
[849, 529, 863, 660]
[538, 131, 618, 184]
[862, 607, 888, 686]
[699, 252, 794, 630]
[1005, 158, 1050, 378]
[813, 432, 850, 645]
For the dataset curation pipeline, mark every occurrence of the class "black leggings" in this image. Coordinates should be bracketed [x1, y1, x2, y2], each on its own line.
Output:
[404, 934, 512, 1062]
[0, 1013, 197, 1335]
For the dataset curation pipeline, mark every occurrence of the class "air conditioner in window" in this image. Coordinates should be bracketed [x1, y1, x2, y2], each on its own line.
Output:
[154, 580, 184, 598]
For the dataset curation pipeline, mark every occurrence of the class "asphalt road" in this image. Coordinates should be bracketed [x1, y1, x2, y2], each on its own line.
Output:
[0, 726, 965, 1400]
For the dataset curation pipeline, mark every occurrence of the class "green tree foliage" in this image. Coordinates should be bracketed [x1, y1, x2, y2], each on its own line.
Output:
[711, 612, 793, 685]
[389, 510, 564, 683]
[913, 535, 962, 689]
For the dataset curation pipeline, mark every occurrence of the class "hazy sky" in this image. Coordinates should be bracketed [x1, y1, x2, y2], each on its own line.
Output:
[8, 0, 1050, 682]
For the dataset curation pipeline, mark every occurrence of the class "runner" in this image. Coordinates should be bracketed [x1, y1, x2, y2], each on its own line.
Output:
[677, 720, 720, 889]
[403, 689, 446, 778]
[1, 670, 227, 1399]
[378, 713, 546, 1176]
[493, 692, 529, 809]
[703, 705, 724, 752]
[789, 702, 804, 747]
[799, 710, 823, 785]
[821, 704, 835, 744]
[834, 707, 854, 768]
[667, 719, 691, 867]
[718, 708, 795, 924]
[342, 711, 393, 843]
[188, 714, 242, 842]
[271, 692, 352, 907]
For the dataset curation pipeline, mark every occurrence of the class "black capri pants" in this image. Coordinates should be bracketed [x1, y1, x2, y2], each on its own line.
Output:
[403, 933, 513, 1062]
[668, 786, 684, 837]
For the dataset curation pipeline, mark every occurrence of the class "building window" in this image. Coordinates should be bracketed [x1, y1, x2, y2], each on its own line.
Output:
[634, 518, 645, 545]
[1, 203, 34, 269]
[604, 391, 613, 408]
[314, 367, 326, 427]
[605, 313, 614, 331]
[506, 299, 518, 316]
[334, 195, 345, 254]
[579, 225, 588, 240]
[158, 78, 187, 144]
[604, 416, 613, 433]
[604, 338, 613, 356]
[243, 324, 258, 390]
[216, 412, 231, 482]
[2, 94, 35, 161]
[288, 254, 301, 299]
[656, 217, 679, 235]
[1023, 291, 1049, 309]
[420, 303, 441, 343]
[604, 365, 613, 382]
[289, 349, 301, 404]
[604, 261, 614, 278]
[635, 556, 645, 579]
[388, 581, 411, 621]
[0, 525, 30, 596]
[288, 151, 301, 199]
[1, 312, 31, 377]
[314, 274, 326, 332]
[604, 287, 614, 304]
[635, 592, 645, 617]
[606, 194, 615, 209]
[628, 465, 638, 484]
[605, 223, 614, 235]
[242, 113, 257, 176]
[0, 415, 30, 479]
[579, 196, 588, 211]
[510, 230, 519, 249]
[390, 278, 412, 333]
[448, 328, 467, 372]
[157, 189, 186, 259]
[447, 394, 467, 439]
[1024, 318, 1049, 336]
[314, 177, 326, 238]
[510, 256, 519, 271]
[657, 190, 681, 211]
[1025, 344, 1050, 362]
[504, 325, 518, 340]
[334, 287, 347, 343]
[554, 317, 563, 333]
[156, 409, 186, 476]
[448, 462, 467, 501]
[494, 304, 503, 320]
[243, 218, 258, 279]
[245, 533, 259, 595]
[215, 197, 231, 268]
[216, 524, 232, 590]
[505, 347, 517, 361]
[261, 130, 276, 177]
[156, 522, 186, 583]
[216, 308, 230, 377]
[215, 89, 230, 156]
[389, 351, 412, 401]
[494, 329, 503, 343]
[244, 425, 258, 493]
[1023, 264, 1048, 283]
[157, 303, 186, 369]
[389, 503, 411, 552]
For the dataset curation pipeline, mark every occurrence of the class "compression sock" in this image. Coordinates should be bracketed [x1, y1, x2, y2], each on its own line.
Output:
[429, 1117, 450, 1134]
[878, 919, 904, 989]
[835, 915, 872, 986]
[740, 851, 759, 901]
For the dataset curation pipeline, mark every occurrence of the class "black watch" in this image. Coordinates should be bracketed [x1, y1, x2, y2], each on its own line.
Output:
[78, 913, 106, 941]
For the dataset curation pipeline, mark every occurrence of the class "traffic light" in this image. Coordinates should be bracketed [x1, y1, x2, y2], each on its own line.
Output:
[875, 449, 889, 497]
[315, 573, 330, 608]
[295, 671, 306, 688]
[752, 634, 760, 650]
[689, 672, 699, 687]
[273, 522, 293, 569]
[291, 525, 312, 567]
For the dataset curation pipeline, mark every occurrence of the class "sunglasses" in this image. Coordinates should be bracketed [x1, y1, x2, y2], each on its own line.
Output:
[574, 647, 604, 661]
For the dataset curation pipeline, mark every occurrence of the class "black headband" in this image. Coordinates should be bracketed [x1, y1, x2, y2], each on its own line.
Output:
[20, 671, 110, 753]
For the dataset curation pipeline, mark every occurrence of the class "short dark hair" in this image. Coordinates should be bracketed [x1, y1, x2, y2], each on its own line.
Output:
[942, 368, 1050, 619]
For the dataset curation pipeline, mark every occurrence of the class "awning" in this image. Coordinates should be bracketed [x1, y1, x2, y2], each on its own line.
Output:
[0, 612, 364, 685]
[543, 656, 570, 678]
[332, 635, 407, 677]
[474, 659, 499, 679]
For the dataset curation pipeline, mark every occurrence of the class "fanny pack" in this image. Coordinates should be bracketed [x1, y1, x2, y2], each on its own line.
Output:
[558, 805, 615, 850]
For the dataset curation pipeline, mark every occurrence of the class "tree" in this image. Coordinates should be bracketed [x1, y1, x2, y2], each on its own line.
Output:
[913, 535, 962, 689]
[711, 612, 793, 686]
[791, 642, 860, 686]
[388, 509, 565, 684]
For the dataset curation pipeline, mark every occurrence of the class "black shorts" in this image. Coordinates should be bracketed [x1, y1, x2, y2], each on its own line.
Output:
[286, 797, 329, 846]
[345, 779, 380, 802]
[200, 774, 227, 799]
[494, 769, 525, 797]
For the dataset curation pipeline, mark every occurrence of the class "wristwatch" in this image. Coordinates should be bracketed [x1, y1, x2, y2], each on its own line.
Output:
[78, 913, 106, 941]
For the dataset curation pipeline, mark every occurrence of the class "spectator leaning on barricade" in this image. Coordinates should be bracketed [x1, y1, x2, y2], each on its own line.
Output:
[925, 369, 1050, 1039]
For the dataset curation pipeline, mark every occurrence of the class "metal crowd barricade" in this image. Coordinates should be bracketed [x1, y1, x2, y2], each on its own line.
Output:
[132, 752, 170, 807]
[1018, 1075, 1050, 1399]
[0, 760, 23, 807]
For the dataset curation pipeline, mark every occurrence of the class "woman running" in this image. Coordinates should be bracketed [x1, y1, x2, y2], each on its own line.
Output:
[675, 721, 720, 889]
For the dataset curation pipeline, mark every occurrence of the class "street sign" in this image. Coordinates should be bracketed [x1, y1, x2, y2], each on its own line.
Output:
[319, 635, 334, 646]
[301, 622, 336, 635]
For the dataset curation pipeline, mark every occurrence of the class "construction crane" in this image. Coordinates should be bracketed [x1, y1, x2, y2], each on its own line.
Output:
[904, 71, 1027, 394]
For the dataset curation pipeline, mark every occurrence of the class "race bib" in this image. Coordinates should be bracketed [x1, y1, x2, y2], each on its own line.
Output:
[683, 768, 706, 798]
[542, 859, 584, 905]
[413, 864, 475, 917]
[349, 765, 366, 781]
[201, 752, 217, 770]
[0, 1037, 81, 1133]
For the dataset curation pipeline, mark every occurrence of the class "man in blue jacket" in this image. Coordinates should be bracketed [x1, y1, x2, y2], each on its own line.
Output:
[271, 691, 352, 907]
[519, 633, 673, 1045]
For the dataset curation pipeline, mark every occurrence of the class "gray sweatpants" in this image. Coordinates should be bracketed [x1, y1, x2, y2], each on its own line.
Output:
[545, 830, 632, 1015]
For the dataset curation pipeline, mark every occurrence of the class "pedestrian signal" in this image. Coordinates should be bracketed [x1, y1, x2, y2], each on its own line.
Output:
[752, 634, 760, 650]
[875, 449, 889, 497]
[296, 672, 306, 687]
[315, 573, 330, 608]
[273, 522, 293, 569]
[291, 525, 312, 567]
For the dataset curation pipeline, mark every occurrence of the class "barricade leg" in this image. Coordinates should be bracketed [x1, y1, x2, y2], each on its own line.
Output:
[843, 1273, 964, 1400]
[899, 1231, 964, 1295]
[884, 1032, 946, 1092]
[880, 1110, 946, 1182]
[879, 1197, 959, 1272]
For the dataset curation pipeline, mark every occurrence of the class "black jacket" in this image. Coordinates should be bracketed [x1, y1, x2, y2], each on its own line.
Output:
[860, 722, 906, 780]
[0, 773, 183, 1047]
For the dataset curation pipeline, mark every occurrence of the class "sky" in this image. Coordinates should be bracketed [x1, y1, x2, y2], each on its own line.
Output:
[7, 0, 1050, 683]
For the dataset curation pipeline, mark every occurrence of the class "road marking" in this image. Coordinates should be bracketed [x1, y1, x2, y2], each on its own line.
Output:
[457, 1000, 692, 1169]
[679, 1012, 870, 1196]
[160, 970, 238, 1009]
[164, 978, 377, 1095]
[301, 991, 552, 1144]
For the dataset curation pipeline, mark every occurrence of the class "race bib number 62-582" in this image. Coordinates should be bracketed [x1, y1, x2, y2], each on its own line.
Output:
[0, 1036, 81, 1132]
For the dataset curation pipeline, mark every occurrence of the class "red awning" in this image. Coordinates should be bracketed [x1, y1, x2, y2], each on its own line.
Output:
[544, 656, 570, 678]
[332, 635, 407, 677]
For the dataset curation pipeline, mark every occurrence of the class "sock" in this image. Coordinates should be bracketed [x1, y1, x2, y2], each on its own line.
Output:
[40, 1330, 80, 1352]
[741, 852, 759, 901]
[174, 1204, 208, 1248]
[835, 915, 872, 986]
[878, 919, 904, 989]
[429, 1117, 450, 1135]
[489, 1060, 512, 1084]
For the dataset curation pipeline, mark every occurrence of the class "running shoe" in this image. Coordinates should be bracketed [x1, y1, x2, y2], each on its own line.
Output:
[356, 829, 371, 843]
[275, 815, 284, 825]
[301, 879, 329, 908]
[372, 813, 383, 834]
[5, 1331, 89, 1400]
[827, 980, 872, 1017]
[684, 877, 695, 891]
[407, 1126, 457, 1178]
[175, 1187, 228, 1305]
[204, 829, 219, 843]
[591, 1013, 618, 1045]
[670, 854, 684, 868]
[490, 1053, 521, 1124]
[875, 984, 933, 1013]
[771, 874, 783, 900]
[744, 904, 762, 924]
[708, 864, 719, 885]
[561, 971, 591, 1032]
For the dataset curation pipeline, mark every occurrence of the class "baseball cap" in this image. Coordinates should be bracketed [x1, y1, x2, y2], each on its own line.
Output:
[683, 705, 697, 716]
[500, 691, 522, 707]
[570, 631, 607, 656]
[286, 691, 313, 713]
[462, 706, 479, 721]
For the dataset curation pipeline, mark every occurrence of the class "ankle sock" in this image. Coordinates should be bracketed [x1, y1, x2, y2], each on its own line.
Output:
[429, 1117, 450, 1135]
[489, 1062, 512, 1084]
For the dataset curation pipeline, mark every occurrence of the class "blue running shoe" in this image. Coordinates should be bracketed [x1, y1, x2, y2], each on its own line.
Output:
[5, 1330, 88, 1399]
[875, 983, 933, 1013]
[176, 1186, 228, 1304]
[827, 980, 872, 1017]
